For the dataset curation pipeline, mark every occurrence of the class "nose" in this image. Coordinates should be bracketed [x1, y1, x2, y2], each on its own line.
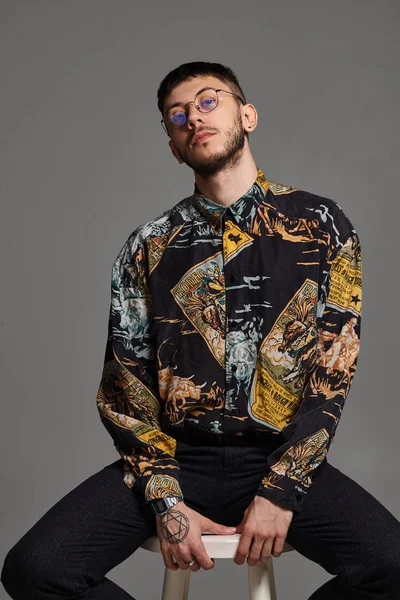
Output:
[185, 102, 205, 129]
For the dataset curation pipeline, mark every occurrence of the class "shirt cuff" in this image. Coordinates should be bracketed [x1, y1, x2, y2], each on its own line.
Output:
[129, 469, 184, 510]
[255, 470, 309, 513]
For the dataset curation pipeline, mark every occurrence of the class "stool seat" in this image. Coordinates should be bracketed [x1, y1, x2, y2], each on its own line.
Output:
[140, 533, 294, 600]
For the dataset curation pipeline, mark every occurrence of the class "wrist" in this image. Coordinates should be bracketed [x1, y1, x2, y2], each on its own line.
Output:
[150, 496, 184, 516]
[155, 500, 184, 517]
[255, 494, 293, 514]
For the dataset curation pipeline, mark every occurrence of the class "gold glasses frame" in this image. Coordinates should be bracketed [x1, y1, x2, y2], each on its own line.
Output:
[161, 87, 245, 136]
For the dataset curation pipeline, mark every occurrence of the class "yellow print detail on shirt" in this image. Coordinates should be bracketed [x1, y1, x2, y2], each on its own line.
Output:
[255, 168, 297, 196]
[170, 252, 226, 367]
[147, 224, 184, 276]
[260, 428, 330, 489]
[97, 359, 162, 430]
[222, 219, 254, 263]
[249, 279, 319, 431]
[146, 474, 183, 501]
[138, 429, 177, 457]
[326, 234, 362, 317]
[250, 200, 319, 240]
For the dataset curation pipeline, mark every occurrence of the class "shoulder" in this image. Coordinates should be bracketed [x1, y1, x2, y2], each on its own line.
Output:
[113, 195, 196, 267]
[265, 177, 359, 249]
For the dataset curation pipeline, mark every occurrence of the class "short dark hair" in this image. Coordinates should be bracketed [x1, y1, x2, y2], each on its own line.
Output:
[156, 61, 247, 116]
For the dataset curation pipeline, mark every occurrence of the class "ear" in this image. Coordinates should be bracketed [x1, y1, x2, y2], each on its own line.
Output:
[169, 140, 184, 164]
[242, 103, 258, 132]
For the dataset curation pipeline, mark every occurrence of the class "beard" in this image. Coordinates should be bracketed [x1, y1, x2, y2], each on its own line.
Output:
[175, 112, 247, 178]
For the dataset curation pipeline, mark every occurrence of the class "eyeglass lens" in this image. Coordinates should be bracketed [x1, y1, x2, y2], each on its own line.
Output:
[167, 88, 218, 128]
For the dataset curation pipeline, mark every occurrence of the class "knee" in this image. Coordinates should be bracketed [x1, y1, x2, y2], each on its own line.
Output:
[380, 532, 400, 597]
[1, 542, 50, 600]
[386, 555, 400, 598]
[1, 544, 25, 600]
[363, 555, 400, 599]
[1, 537, 94, 600]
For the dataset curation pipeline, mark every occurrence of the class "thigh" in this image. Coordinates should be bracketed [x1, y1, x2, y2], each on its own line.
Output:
[286, 459, 400, 580]
[2, 459, 157, 595]
[175, 441, 226, 521]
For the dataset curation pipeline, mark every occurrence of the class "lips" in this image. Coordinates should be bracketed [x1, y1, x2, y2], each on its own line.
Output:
[192, 132, 215, 145]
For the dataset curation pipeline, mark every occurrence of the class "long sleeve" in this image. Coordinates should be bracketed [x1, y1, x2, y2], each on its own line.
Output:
[255, 227, 362, 513]
[96, 228, 184, 509]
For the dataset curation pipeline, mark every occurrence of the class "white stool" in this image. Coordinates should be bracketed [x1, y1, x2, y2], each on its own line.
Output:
[140, 533, 294, 600]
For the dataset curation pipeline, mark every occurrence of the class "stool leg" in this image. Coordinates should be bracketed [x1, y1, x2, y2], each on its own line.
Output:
[183, 569, 191, 600]
[161, 567, 191, 600]
[248, 559, 277, 600]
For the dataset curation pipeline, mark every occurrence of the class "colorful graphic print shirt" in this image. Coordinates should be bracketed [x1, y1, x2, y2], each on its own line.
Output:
[96, 167, 362, 514]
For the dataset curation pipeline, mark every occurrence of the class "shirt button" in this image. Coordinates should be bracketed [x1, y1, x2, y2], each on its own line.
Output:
[229, 275, 235, 283]
[232, 364, 237, 372]
[231, 321, 237, 328]
[296, 494, 302, 501]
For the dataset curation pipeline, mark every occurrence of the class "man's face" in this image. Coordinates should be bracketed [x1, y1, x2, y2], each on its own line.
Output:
[163, 76, 249, 178]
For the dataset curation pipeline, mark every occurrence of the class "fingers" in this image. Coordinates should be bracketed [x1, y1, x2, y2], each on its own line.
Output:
[259, 537, 274, 563]
[248, 536, 273, 566]
[163, 550, 179, 571]
[186, 557, 202, 572]
[271, 535, 285, 558]
[177, 556, 202, 572]
[161, 541, 214, 572]
[195, 541, 215, 570]
[161, 546, 189, 571]
[171, 552, 195, 571]
[164, 551, 213, 571]
[234, 533, 286, 565]
[234, 532, 253, 565]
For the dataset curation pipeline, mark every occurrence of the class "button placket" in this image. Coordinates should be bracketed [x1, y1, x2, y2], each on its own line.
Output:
[219, 214, 227, 430]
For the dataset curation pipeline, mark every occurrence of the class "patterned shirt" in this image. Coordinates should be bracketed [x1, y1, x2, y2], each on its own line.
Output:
[96, 167, 362, 514]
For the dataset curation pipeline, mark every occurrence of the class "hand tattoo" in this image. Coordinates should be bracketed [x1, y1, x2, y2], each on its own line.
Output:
[161, 509, 189, 544]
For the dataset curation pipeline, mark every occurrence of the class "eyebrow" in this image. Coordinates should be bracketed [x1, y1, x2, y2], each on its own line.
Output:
[165, 87, 214, 113]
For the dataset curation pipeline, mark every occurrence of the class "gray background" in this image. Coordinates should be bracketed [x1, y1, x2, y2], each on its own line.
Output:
[1, 1, 399, 598]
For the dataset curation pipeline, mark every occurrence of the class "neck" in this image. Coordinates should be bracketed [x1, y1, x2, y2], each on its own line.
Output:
[193, 149, 259, 208]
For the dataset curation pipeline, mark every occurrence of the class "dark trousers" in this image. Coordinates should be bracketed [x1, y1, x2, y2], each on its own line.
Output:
[2, 439, 400, 599]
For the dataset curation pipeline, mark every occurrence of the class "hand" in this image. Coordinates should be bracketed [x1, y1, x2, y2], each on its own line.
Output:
[234, 496, 293, 566]
[155, 501, 237, 572]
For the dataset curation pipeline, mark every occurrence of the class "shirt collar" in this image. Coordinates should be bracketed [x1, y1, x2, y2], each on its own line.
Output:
[190, 167, 270, 232]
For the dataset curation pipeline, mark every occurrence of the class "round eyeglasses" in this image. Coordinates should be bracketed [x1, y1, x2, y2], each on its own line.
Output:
[161, 87, 245, 135]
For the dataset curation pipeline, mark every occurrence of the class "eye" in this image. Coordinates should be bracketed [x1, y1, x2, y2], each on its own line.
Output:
[170, 112, 186, 126]
[198, 97, 217, 111]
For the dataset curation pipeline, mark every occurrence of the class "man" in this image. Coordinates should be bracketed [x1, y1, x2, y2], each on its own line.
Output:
[2, 61, 400, 600]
